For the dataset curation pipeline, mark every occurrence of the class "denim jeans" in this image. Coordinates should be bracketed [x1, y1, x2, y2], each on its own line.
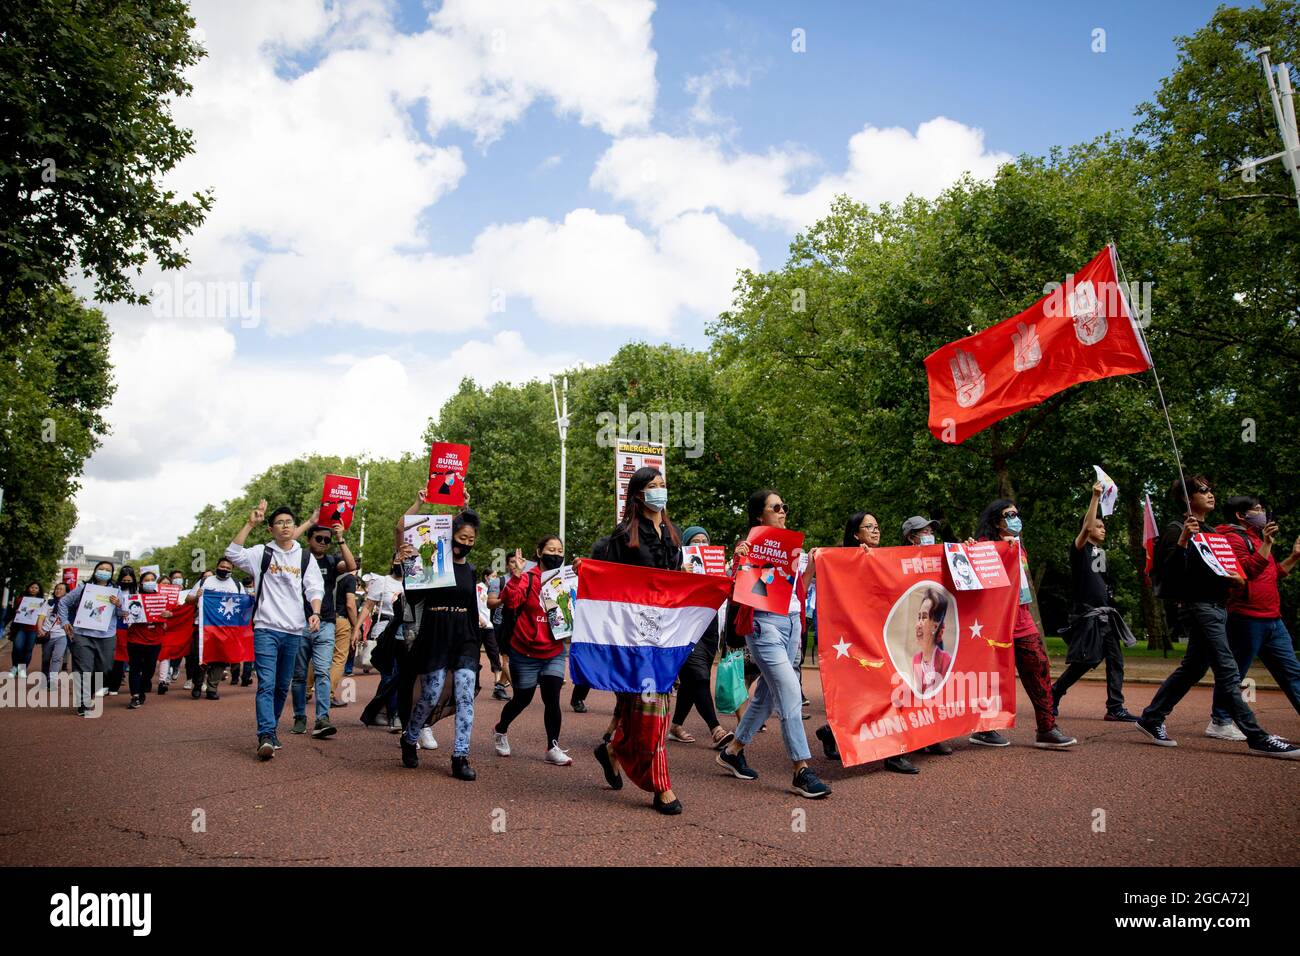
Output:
[1211, 616, 1300, 724]
[735, 609, 812, 762]
[405, 667, 475, 756]
[292, 621, 335, 720]
[1142, 603, 1267, 744]
[10, 626, 37, 667]
[254, 627, 301, 737]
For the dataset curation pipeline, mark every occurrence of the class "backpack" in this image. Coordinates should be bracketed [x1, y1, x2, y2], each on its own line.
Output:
[252, 545, 314, 622]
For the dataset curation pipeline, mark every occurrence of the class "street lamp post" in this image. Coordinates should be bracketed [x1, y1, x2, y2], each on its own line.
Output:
[551, 375, 569, 546]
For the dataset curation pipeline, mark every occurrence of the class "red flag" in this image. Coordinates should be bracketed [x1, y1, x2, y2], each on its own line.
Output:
[925, 246, 1151, 444]
[816, 544, 1019, 766]
[1142, 494, 1159, 585]
[160, 601, 196, 659]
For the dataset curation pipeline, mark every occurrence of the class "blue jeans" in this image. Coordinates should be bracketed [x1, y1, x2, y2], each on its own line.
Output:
[1211, 616, 1300, 724]
[254, 627, 300, 737]
[735, 609, 811, 762]
[10, 626, 37, 667]
[292, 621, 335, 720]
[405, 667, 476, 756]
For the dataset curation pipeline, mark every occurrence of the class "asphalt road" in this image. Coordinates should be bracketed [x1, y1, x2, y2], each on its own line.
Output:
[1, 656, 1296, 866]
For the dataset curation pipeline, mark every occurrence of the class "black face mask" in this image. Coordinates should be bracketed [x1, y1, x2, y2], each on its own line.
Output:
[215, 568, 231, 580]
[390, 564, 403, 577]
[452, 541, 473, 559]
[539, 553, 563, 571]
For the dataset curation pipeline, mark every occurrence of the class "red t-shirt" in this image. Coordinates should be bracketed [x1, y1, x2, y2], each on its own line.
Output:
[502, 567, 561, 660]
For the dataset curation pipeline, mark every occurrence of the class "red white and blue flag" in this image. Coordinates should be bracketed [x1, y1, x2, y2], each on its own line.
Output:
[200, 591, 254, 665]
[570, 559, 731, 694]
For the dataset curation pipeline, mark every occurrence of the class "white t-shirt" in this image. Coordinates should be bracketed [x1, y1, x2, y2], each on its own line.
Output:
[366, 575, 402, 619]
[224, 541, 324, 632]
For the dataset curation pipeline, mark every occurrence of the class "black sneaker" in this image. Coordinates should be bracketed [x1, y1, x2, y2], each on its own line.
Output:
[271, 736, 283, 750]
[256, 735, 275, 760]
[492, 682, 510, 701]
[924, 740, 954, 755]
[1105, 708, 1139, 722]
[400, 736, 419, 768]
[572, 699, 587, 713]
[292, 715, 308, 735]
[1248, 735, 1300, 759]
[815, 724, 840, 760]
[191, 683, 202, 699]
[387, 716, 403, 734]
[790, 767, 831, 798]
[801, 696, 810, 707]
[1136, 717, 1177, 747]
[1034, 727, 1077, 749]
[968, 730, 1010, 747]
[652, 793, 683, 815]
[450, 755, 476, 780]
[158, 681, 169, 695]
[883, 754, 919, 774]
[312, 717, 337, 739]
[240, 677, 253, 687]
[206, 688, 220, 701]
[128, 696, 142, 710]
[593, 741, 623, 790]
[716, 748, 758, 780]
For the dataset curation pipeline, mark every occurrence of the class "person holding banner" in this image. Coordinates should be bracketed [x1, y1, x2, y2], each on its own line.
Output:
[124, 570, 168, 709]
[184, 558, 245, 698]
[668, 526, 734, 750]
[493, 535, 575, 766]
[5, 582, 43, 679]
[717, 489, 832, 799]
[1204, 498, 1300, 734]
[1139, 479, 1298, 757]
[359, 548, 412, 733]
[38, 582, 70, 682]
[972, 500, 1077, 749]
[591, 467, 687, 814]
[105, 565, 139, 697]
[59, 560, 122, 716]
[1050, 482, 1139, 722]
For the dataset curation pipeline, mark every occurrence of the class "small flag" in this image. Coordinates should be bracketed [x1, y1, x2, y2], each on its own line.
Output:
[200, 591, 254, 665]
[1142, 494, 1159, 585]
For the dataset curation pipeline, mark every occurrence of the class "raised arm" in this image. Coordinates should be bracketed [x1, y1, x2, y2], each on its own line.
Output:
[1075, 482, 1103, 551]
[395, 488, 427, 550]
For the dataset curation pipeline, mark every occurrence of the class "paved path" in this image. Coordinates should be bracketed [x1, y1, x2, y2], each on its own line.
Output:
[0, 656, 1295, 866]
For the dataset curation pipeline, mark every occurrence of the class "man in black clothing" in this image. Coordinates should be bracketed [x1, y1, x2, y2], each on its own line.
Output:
[1138, 475, 1298, 758]
[1051, 481, 1138, 721]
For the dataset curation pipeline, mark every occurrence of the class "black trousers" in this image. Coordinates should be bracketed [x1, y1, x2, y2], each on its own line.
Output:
[1142, 603, 1266, 743]
[127, 643, 162, 698]
[480, 627, 501, 673]
[1052, 630, 1126, 713]
[671, 674, 719, 730]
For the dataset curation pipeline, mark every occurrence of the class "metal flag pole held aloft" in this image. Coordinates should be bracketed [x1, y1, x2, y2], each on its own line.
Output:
[551, 375, 569, 547]
[1110, 242, 1189, 512]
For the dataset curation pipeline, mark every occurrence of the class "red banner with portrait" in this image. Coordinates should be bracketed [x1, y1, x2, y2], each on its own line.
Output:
[815, 544, 1020, 766]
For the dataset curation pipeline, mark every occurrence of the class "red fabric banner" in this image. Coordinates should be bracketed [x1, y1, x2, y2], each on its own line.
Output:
[160, 601, 196, 659]
[924, 246, 1151, 444]
[816, 544, 1019, 766]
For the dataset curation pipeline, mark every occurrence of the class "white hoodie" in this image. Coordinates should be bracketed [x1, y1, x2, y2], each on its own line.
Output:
[224, 540, 324, 633]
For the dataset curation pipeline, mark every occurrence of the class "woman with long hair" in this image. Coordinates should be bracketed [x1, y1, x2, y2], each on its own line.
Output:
[717, 488, 832, 799]
[58, 560, 123, 715]
[124, 569, 167, 709]
[591, 466, 687, 814]
[492, 534, 574, 765]
[39, 581, 70, 683]
[971, 498, 1076, 749]
[6, 581, 43, 679]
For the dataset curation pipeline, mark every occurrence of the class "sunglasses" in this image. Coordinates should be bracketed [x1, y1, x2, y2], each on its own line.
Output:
[1001, 510, 1020, 520]
[312, 535, 332, 544]
[769, 503, 788, 513]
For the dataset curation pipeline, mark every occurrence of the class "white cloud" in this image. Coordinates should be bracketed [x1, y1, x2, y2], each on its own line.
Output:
[592, 117, 1015, 232]
[684, 61, 753, 126]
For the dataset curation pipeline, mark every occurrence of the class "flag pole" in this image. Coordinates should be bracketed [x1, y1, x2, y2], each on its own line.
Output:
[1110, 242, 1189, 509]
[197, 589, 204, 674]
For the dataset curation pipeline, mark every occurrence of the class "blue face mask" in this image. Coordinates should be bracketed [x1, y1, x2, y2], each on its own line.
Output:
[142, 582, 158, 593]
[1005, 516, 1023, 535]
[94, 570, 111, 584]
[918, 534, 936, 546]
[643, 488, 668, 512]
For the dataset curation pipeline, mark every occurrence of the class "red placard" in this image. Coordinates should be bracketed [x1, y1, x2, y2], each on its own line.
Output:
[731, 527, 805, 613]
[943, 542, 1011, 590]
[61, 567, 78, 589]
[426, 443, 470, 506]
[319, 474, 361, 530]
[1190, 533, 1243, 577]
[683, 545, 727, 576]
[140, 588, 178, 622]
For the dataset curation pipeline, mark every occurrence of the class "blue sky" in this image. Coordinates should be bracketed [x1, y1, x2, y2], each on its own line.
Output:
[75, 0, 1235, 555]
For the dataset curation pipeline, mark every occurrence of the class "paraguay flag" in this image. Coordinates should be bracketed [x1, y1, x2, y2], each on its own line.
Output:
[200, 591, 255, 665]
[570, 559, 732, 694]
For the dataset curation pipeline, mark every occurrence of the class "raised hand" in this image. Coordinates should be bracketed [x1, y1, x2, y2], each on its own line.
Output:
[250, 498, 267, 525]
[1011, 321, 1042, 371]
[949, 348, 985, 408]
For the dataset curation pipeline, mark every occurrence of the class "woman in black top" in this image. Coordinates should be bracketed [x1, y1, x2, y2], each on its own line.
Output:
[591, 466, 686, 814]
[396, 489, 483, 780]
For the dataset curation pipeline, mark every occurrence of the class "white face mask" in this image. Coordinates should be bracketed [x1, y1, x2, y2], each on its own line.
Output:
[918, 534, 936, 546]
[643, 488, 668, 512]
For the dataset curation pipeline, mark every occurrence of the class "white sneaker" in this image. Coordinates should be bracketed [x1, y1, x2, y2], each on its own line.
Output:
[16, 665, 27, 679]
[96, 687, 109, 697]
[544, 743, 573, 766]
[183, 680, 193, 690]
[1205, 720, 1247, 742]
[417, 727, 438, 750]
[493, 731, 511, 756]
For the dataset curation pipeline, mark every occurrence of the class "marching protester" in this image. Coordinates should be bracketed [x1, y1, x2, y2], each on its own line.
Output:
[972, 499, 1077, 749]
[160, 569, 188, 686]
[225, 499, 325, 760]
[590, 467, 688, 813]
[105, 565, 139, 696]
[484, 568, 512, 701]
[39, 581, 70, 682]
[1050, 482, 1139, 721]
[124, 569, 167, 709]
[717, 488, 833, 799]
[330, 558, 359, 708]
[58, 560, 123, 715]
[6, 582, 43, 679]
[359, 551, 408, 732]
[569, 534, 613, 714]
[667, 525, 734, 750]
[397, 490, 482, 780]
[477, 566, 509, 703]
[1138, 477, 1298, 757]
[492, 535, 574, 765]
[176, 569, 210, 697]
[1203, 497, 1300, 735]
[289, 514, 356, 739]
[184, 558, 245, 699]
